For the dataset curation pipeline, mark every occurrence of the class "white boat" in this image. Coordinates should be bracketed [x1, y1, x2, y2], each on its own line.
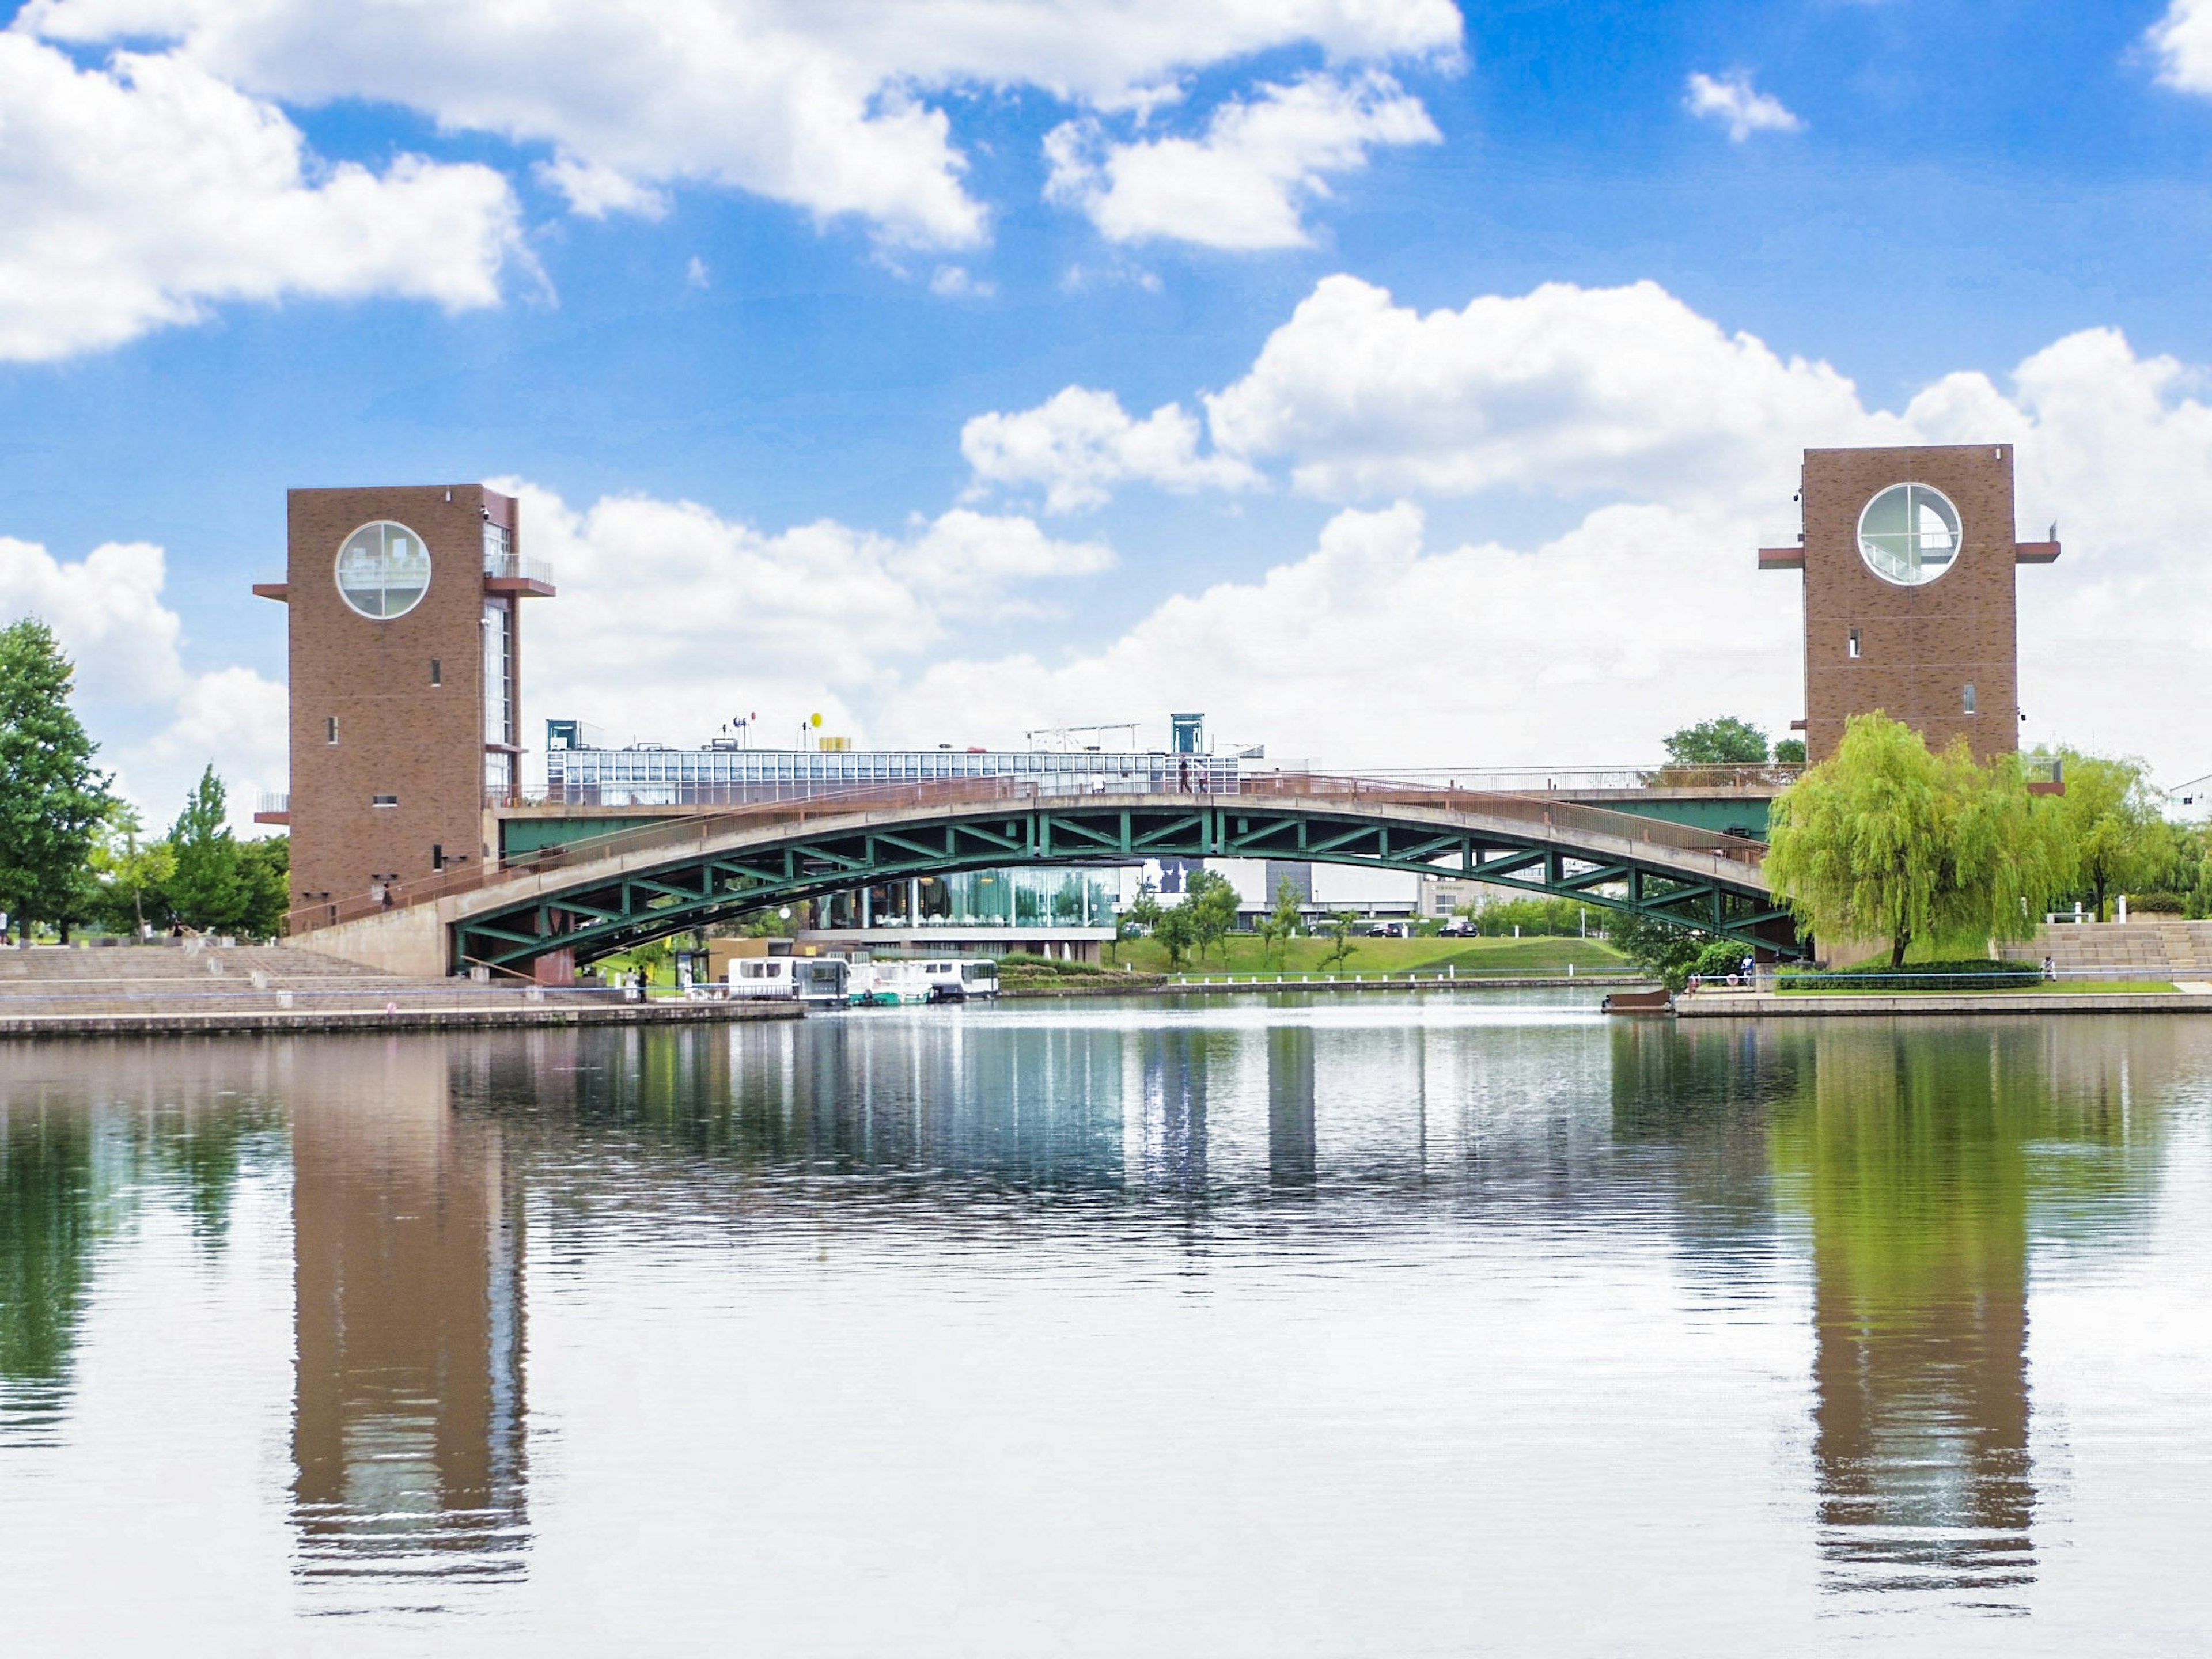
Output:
[870, 958, 999, 1003]
[715, 955, 849, 1005]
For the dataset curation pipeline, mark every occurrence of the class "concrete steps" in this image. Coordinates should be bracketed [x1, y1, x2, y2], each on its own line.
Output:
[2035, 920, 2212, 979]
[0, 941, 607, 1018]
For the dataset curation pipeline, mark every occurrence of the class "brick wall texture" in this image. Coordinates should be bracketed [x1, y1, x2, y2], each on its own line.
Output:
[1798, 444, 2022, 763]
[283, 485, 520, 916]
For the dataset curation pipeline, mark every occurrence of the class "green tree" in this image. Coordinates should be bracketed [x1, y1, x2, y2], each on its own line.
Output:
[165, 766, 251, 934]
[1320, 911, 1357, 972]
[0, 620, 113, 944]
[89, 802, 176, 935]
[1774, 738, 1807, 765]
[1153, 903, 1196, 971]
[1765, 713, 2064, 969]
[1182, 868, 1241, 965]
[236, 835, 290, 938]
[1117, 877, 1162, 964]
[1256, 876, 1302, 968]
[2046, 749, 2164, 922]
[1664, 717, 1770, 767]
[1606, 911, 1718, 991]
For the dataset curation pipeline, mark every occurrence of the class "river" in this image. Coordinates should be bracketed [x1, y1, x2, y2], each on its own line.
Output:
[2, 993, 2207, 1654]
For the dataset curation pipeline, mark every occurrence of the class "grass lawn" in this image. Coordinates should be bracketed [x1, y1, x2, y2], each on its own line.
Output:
[1108, 933, 1631, 979]
[1778, 979, 2180, 996]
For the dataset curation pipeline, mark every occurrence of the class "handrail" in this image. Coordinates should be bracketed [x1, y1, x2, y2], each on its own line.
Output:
[289, 773, 1769, 934]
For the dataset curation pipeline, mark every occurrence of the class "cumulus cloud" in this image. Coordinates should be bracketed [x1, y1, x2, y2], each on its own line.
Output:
[1683, 70, 1803, 142]
[888, 501, 1804, 766]
[971, 278, 1899, 514]
[0, 532, 287, 823]
[509, 483, 1116, 748]
[1044, 69, 1441, 249]
[0, 34, 521, 361]
[1204, 275, 1900, 506]
[21, 0, 1462, 252]
[961, 387, 1263, 512]
[2149, 0, 2212, 92]
[929, 264, 997, 300]
[946, 279, 2212, 772]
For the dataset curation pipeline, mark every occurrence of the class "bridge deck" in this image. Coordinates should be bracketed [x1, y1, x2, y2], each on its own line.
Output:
[290, 774, 1796, 975]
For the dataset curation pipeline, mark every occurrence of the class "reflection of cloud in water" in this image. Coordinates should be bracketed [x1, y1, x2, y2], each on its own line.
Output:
[290, 1043, 527, 1592]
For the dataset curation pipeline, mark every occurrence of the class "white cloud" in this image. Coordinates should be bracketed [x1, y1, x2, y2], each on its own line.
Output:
[0, 532, 287, 823]
[1684, 70, 1804, 142]
[1044, 70, 1440, 249]
[938, 282, 2212, 775]
[137, 665, 289, 824]
[929, 264, 997, 299]
[888, 501, 1804, 767]
[962, 386, 1263, 512]
[537, 152, 669, 221]
[2149, 0, 2212, 92]
[1202, 275, 1897, 506]
[0, 35, 521, 360]
[509, 482, 1115, 748]
[21, 0, 1462, 252]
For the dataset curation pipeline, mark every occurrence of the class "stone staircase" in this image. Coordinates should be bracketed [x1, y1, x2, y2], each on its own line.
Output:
[0, 940, 605, 1017]
[2036, 920, 2212, 982]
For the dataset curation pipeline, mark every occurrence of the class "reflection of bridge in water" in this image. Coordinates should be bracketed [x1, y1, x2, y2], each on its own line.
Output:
[295, 768, 1799, 979]
[0, 1011, 2176, 1610]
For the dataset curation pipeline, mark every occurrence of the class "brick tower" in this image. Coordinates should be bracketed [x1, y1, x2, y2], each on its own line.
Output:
[1760, 445, 2059, 763]
[254, 485, 554, 927]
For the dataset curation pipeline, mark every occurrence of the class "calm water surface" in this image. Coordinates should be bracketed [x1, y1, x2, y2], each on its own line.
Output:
[2, 994, 2208, 1654]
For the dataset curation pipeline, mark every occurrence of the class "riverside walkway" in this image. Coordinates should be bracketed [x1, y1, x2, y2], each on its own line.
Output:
[0, 941, 798, 1039]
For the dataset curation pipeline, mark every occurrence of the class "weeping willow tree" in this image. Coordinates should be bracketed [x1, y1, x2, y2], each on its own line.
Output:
[1766, 713, 2070, 968]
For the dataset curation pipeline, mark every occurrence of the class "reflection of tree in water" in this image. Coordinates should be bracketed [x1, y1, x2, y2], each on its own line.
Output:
[0, 1106, 97, 1442]
[0, 1082, 283, 1443]
[1768, 1024, 2153, 1608]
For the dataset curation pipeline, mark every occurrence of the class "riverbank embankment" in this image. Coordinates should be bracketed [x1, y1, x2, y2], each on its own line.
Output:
[1680, 987, 2212, 1017]
[0, 941, 800, 1040]
[1003, 973, 1647, 998]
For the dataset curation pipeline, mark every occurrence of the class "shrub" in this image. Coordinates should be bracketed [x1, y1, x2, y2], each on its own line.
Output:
[1689, 940, 1756, 982]
[2129, 891, 2186, 914]
[1779, 958, 2041, 994]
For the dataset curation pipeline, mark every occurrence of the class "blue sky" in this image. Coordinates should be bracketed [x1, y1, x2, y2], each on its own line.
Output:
[2, 0, 2211, 817]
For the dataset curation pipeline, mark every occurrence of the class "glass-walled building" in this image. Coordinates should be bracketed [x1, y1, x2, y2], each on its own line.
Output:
[809, 868, 1123, 961]
[542, 737, 1240, 806]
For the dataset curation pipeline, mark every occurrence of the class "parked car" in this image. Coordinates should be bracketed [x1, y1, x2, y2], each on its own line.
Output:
[1438, 920, 1478, 937]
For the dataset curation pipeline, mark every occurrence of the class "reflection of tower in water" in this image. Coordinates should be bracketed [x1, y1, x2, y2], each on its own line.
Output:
[290, 1043, 527, 1584]
[1267, 1025, 1316, 1190]
[1775, 1031, 2051, 1604]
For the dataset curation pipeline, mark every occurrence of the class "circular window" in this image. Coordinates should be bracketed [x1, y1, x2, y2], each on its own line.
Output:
[335, 522, 433, 619]
[1857, 483, 1961, 587]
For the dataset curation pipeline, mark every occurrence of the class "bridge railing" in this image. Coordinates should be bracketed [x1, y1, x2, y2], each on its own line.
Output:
[1348, 764, 1801, 793]
[289, 772, 1768, 935]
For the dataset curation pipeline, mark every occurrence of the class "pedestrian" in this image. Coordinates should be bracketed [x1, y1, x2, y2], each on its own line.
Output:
[1178, 757, 1190, 794]
[2043, 955, 2057, 982]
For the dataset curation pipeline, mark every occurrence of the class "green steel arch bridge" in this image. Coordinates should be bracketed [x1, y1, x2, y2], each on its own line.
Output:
[292, 771, 1800, 978]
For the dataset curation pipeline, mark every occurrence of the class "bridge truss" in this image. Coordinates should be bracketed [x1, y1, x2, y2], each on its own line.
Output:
[442, 785, 1800, 974]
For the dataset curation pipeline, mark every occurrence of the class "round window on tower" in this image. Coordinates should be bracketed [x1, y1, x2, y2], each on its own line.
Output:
[334, 522, 433, 619]
[1856, 483, 1961, 587]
